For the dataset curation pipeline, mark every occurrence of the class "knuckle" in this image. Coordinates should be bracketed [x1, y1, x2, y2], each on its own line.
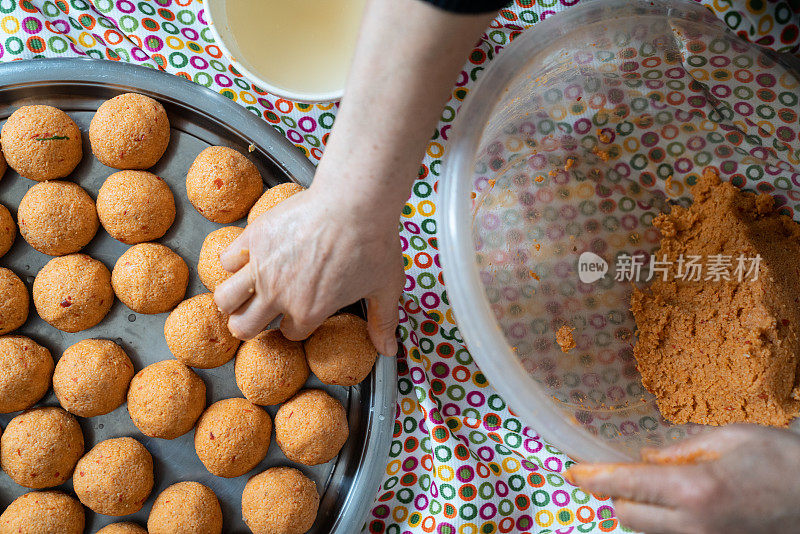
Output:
[281, 325, 308, 341]
[286, 309, 312, 329]
[677, 471, 721, 509]
[371, 310, 398, 330]
[281, 316, 317, 341]
[375, 318, 399, 334]
[295, 305, 326, 328]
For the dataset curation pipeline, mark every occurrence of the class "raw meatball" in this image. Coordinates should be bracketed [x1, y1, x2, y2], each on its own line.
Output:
[73, 437, 154, 516]
[96, 170, 176, 244]
[0, 491, 85, 534]
[247, 182, 304, 224]
[97, 523, 148, 534]
[0, 268, 28, 334]
[235, 330, 308, 405]
[197, 226, 243, 291]
[242, 467, 319, 534]
[275, 389, 348, 466]
[0, 336, 53, 413]
[147, 481, 223, 534]
[127, 359, 206, 439]
[304, 313, 379, 386]
[18, 180, 99, 256]
[0, 203, 16, 257]
[0, 105, 82, 181]
[89, 93, 170, 169]
[53, 339, 134, 417]
[112, 243, 188, 314]
[0, 407, 83, 488]
[32, 253, 113, 332]
[164, 293, 240, 369]
[186, 146, 262, 223]
[194, 397, 271, 478]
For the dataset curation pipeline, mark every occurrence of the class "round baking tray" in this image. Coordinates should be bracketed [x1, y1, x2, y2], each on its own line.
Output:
[0, 58, 396, 533]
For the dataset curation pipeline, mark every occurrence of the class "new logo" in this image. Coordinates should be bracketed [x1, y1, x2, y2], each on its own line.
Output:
[578, 252, 608, 284]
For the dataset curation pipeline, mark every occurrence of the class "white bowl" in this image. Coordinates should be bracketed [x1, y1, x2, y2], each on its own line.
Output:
[205, 0, 359, 103]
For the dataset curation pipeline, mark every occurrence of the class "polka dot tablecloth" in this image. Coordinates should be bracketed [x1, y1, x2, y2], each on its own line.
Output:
[0, 1, 798, 533]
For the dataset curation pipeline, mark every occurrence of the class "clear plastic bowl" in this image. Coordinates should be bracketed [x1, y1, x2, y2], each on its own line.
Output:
[440, 0, 800, 462]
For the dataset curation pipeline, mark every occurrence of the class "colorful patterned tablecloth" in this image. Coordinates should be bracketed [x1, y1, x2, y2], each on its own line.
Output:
[0, 1, 798, 533]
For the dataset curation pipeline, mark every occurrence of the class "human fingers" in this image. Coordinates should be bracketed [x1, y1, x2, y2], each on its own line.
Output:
[613, 498, 693, 534]
[565, 462, 697, 506]
[640, 425, 753, 465]
[219, 230, 251, 273]
[214, 262, 256, 314]
[227, 293, 279, 340]
[280, 312, 323, 342]
[366, 279, 403, 357]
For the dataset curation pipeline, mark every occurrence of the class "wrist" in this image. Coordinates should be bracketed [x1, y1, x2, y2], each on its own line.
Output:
[310, 176, 408, 228]
[311, 139, 418, 219]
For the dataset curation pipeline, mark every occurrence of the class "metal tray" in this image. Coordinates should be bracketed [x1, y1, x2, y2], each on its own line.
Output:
[0, 58, 396, 533]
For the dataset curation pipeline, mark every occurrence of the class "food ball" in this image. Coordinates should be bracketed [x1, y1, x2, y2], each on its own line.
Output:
[194, 398, 271, 478]
[96, 170, 176, 244]
[112, 243, 188, 314]
[18, 180, 99, 256]
[247, 182, 304, 224]
[73, 437, 154, 516]
[0, 407, 84, 488]
[274, 389, 348, 466]
[235, 330, 308, 405]
[197, 226, 243, 291]
[89, 93, 170, 170]
[186, 146, 263, 223]
[0, 203, 16, 257]
[0, 105, 82, 181]
[242, 467, 319, 534]
[0, 268, 28, 334]
[0, 491, 85, 534]
[304, 313, 379, 386]
[0, 336, 53, 413]
[147, 481, 223, 534]
[32, 253, 113, 332]
[127, 359, 206, 439]
[97, 523, 148, 534]
[53, 339, 134, 417]
[164, 293, 240, 369]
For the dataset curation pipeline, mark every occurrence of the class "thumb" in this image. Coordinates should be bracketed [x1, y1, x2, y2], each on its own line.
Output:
[219, 228, 251, 273]
[640, 425, 751, 464]
[366, 285, 402, 357]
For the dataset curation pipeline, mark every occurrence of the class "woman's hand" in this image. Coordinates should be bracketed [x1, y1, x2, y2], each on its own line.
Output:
[213, 179, 404, 355]
[214, 0, 496, 350]
[566, 424, 800, 534]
